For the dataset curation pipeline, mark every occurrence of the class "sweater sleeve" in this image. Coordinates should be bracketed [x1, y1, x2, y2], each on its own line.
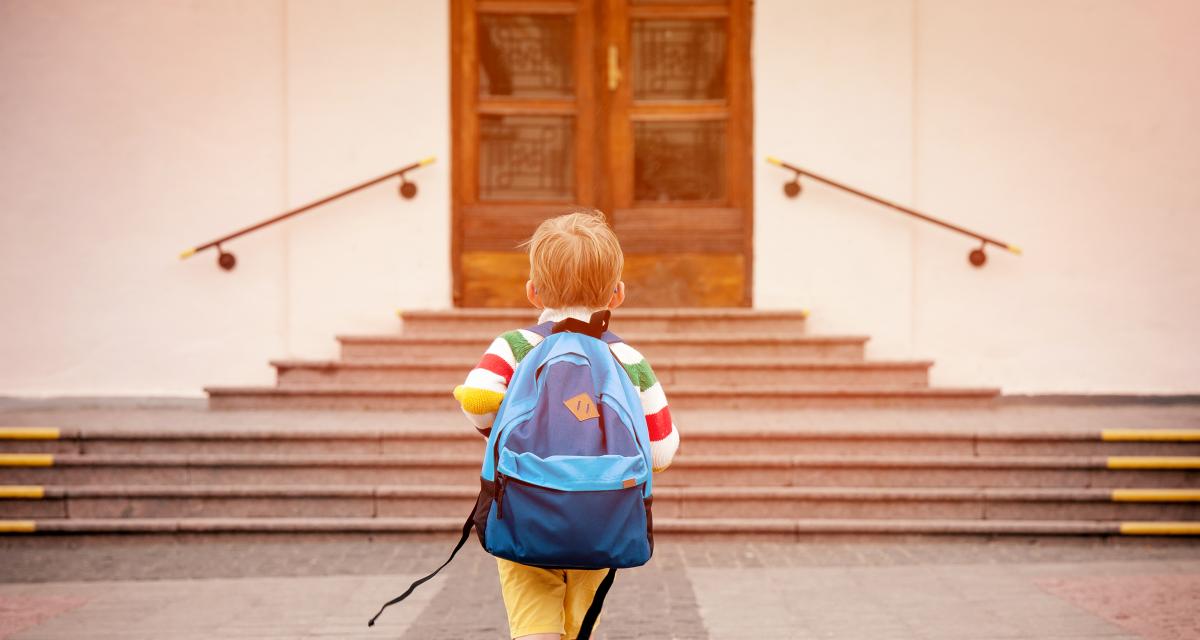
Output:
[609, 342, 680, 472]
[452, 333, 519, 437]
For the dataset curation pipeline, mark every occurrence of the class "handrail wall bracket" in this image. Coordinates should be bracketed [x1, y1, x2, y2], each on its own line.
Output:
[766, 156, 1021, 269]
[179, 156, 436, 271]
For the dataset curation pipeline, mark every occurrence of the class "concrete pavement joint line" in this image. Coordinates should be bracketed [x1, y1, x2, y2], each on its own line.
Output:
[0, 427, 60, 439]
[0, 574, 442, 638]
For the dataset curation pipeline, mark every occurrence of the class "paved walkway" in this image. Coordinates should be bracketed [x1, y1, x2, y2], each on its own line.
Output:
[1, 537, 1197, 639]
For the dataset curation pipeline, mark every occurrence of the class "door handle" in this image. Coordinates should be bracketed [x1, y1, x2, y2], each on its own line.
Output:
[607, 44, 621, 91]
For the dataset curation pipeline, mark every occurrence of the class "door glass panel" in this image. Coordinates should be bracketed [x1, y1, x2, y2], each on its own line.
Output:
[479, 114, 575, 200]
[633, 120, 725, 202]
[631, 19, 726, 101]
[478, 15, 574, 98]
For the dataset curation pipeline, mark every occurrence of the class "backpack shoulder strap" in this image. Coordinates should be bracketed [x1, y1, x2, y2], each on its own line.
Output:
[368, 507, 475, 627]
[577, 568, 617, 640]
[525, 321, 555, 339]
[526, 310, 621, 342]
[551, 309, 610, 338]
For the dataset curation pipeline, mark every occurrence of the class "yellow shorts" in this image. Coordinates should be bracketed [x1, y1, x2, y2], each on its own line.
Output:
[495, 557, 609, 639]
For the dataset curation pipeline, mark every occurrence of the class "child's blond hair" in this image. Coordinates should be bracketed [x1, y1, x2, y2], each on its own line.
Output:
[521, 210, 624, 309]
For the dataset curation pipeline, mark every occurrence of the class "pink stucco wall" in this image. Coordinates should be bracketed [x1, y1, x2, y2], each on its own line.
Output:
[0, 0, 1196, 395]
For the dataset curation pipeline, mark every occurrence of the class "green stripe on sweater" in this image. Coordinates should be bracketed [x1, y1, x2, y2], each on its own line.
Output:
[502, 330, 535, 363]
[620, 359, 658, 392]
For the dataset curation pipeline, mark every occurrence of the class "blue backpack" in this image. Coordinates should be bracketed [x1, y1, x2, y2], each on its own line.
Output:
[370, 310, 655, 637]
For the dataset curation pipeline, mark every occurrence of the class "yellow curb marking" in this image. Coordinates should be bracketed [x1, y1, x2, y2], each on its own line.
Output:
[1102, 429, 1200, 442]
[1120, 522, 1200, 535]
[0, 454, 54, 467]
[0, 521, 36, 533]
[1112, 489, 1200, 502]
[1106, 456, 1200, 469]
[0, 486, 45, 499]
[0, 427, 60, 440]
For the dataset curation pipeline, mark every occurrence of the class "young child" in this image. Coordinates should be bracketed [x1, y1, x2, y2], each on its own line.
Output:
[452, 210, 680, 640]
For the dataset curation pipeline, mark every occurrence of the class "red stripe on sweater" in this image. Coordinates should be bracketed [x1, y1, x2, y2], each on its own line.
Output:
[476, 353, 514, 383]
[645, 406, 673, 441]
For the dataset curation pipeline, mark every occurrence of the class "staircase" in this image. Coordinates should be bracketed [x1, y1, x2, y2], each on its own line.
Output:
[204, 308, 1000, 409]
[2, 422, 1199, 536]
[2, 308, 1197, 538]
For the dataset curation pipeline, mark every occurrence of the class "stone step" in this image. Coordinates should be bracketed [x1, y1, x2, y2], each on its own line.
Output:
[270, 358, 933, 389]
[398, 308, 811, 336]
[202, 385, 999, 410]
[4, 485, 1198, 521]
[5, 427, 1198, 457]
[3, 453, 1196, 488]
[4, 516, 1199, 537]
[337, 333, 869, 361]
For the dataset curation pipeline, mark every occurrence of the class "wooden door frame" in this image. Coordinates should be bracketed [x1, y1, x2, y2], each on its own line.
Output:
[450, 0, 754, 307]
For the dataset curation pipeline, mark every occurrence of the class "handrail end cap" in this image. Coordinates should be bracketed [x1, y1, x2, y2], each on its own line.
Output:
[1007, 244, 1023, 256]
[765, 155, 783, 166]
[179, 248, 197, 260]
[419, 156, 436, 166]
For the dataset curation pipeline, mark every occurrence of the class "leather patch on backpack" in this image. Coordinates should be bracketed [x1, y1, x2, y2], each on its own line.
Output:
[564, 392, 600, 421]
[622, 478, 637, 489]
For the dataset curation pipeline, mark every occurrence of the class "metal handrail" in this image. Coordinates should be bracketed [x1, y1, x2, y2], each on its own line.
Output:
[766, 156, 1021, 267]
[179, 156, 435, 271]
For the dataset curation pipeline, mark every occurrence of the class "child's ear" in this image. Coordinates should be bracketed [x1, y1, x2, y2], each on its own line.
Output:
[607, 281, 626, 310]
[525, 280, 544, 309]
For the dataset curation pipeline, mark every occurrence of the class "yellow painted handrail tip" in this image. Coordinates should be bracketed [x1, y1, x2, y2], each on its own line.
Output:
[420, 156, 437, 166]
[1007, 244, 1023, 256]
[765, 156, 783, 166]
[179, 247, 196, 260]
[801, 308, 812, 318]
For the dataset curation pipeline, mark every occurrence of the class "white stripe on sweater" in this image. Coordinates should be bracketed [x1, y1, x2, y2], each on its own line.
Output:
[609, 341, 644, 365]
[460, 408, 496, 432]
[650, 424, 679, 471]
[483, 336, 518, 367]
[639, 381, 668, 416]
[463, 367, 507, 393]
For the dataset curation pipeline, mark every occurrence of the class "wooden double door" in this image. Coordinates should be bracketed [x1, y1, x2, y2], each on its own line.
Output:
[452, 0, 752, 307]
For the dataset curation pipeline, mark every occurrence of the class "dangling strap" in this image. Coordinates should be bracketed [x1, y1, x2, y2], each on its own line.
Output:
[551, 309, 611, 339]
[576, 567, 617, 640]
[367, 509, 474, 628]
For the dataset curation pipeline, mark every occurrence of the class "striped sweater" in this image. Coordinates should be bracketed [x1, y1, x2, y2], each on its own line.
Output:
[452, 307, 680, 472]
